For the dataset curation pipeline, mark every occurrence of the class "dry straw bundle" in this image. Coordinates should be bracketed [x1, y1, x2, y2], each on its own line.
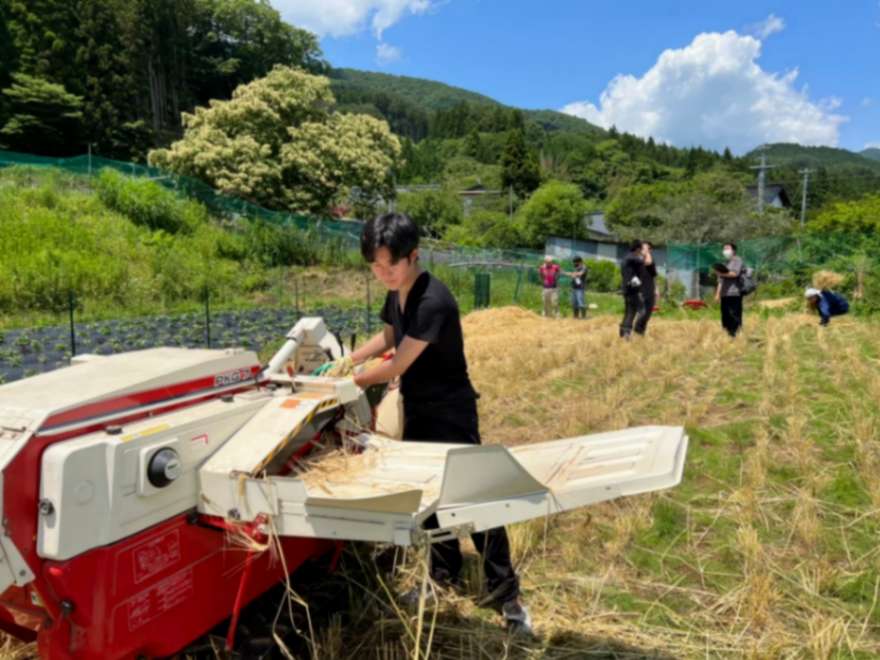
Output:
[812, 270, 845, 290]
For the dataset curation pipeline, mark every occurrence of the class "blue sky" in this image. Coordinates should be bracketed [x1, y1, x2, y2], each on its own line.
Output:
[275, 1, 880, 154]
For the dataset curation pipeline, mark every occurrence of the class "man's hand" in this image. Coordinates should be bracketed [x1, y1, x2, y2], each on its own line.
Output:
[314, 355, 354, 377]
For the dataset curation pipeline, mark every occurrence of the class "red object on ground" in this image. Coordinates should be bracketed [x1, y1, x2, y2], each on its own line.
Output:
[682, 299, 707, 310]
[0, 371, 335, 659]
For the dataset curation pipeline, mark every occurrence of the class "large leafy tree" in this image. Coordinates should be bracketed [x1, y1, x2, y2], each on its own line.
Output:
[444, 209, 522, 248]
[515, 180, 588, 247]
[149, 66, 401, 215]
[810, 194, 880, 235]
[397, 189, 463, 238]
[608, 171, 794, 243]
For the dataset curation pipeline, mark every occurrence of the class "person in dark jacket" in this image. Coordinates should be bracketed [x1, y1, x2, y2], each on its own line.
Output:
[566, 256, 588, 319]
[805, 287, 849, 325]
[634, 241, 657, 335]
[619, 240, 644, 339]
[350, 212, 531, 634]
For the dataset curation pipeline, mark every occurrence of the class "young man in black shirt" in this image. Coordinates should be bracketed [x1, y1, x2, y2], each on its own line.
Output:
[634, 241, 657, 335]
[349, 213, 531, 633]
[619, 239, 644, 339]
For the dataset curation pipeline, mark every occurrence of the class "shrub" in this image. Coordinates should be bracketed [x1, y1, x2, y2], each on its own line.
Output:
[585, 258, 619, 293]
[95, 169, 207, 234]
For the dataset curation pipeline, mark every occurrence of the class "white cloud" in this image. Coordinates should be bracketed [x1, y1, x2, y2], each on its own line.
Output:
[747, 13, 786, 40]
[865, 142, 880, 150]
[561, 31, 847, 154]
[819, 96, 843, 111]
[273, 0, 432, 38]
[376, 42, 402, 64]
[862, 97, 873, 108]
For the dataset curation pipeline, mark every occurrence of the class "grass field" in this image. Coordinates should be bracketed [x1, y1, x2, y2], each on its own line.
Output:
[310, 308, 880, 659]
[3, 307, 878, 658]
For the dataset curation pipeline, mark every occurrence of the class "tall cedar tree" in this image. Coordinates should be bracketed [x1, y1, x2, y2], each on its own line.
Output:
[501, 123, 540, 197]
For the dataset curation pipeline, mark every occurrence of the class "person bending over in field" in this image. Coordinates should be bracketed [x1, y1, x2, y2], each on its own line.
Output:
[347, 212, 532, 634]
[805, 287, 849, 326]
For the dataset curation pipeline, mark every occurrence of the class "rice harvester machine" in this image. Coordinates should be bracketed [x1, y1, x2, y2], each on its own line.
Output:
[0, 317, 688, 658]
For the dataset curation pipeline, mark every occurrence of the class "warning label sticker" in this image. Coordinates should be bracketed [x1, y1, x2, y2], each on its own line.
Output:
[127, 566, 194, 632]
[132, 529, 181, 584]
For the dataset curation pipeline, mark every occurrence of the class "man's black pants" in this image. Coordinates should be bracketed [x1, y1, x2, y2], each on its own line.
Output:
[720, 295, 743, 337]
[403, 398, 520, 606]
[634, 292, 655, 335]
[620, 292, 642, 337]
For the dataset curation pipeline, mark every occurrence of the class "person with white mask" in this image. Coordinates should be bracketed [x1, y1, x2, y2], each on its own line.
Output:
[714, 242, 744, 337]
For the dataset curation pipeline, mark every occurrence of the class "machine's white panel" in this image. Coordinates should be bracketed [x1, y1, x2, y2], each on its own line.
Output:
[0, 407, 44, 592]
[37, 395, 269, 560]
[0, 347, 259, 427]
[202, 426, 688, 546]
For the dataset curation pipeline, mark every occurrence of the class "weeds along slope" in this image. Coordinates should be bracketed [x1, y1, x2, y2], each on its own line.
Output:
[324, 309, 880, 659]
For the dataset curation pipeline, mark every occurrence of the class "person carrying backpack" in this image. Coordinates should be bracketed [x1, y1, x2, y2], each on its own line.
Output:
[713, 242, 744, 337]
[805, 287, 849, 325]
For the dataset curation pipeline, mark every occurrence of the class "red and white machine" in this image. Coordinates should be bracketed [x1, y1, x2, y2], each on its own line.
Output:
[0, 318, 688, 658]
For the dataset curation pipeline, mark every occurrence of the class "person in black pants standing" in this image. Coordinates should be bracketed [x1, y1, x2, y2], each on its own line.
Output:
[714, 242, 743, 337]
[350, 212, 531, 634]
[619, 240, 644, 339]
[634, 241, 657, 335]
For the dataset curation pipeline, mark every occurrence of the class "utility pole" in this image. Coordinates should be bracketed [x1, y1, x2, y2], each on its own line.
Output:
[749, 147, 775, 214]
[799, 168, 811, 231]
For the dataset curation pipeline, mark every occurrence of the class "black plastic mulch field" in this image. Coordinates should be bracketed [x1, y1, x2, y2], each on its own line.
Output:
[0, 307, 376, 385]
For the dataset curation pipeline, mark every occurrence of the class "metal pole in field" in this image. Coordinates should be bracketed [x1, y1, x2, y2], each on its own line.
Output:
[799, 168, 811, 232]
[204, 285, 211, 348]
[68, 289, 77, 358]
[88, 143, 92, 176]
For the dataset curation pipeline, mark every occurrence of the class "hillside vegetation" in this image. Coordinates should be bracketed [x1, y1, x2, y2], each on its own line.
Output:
[747, 143, 880, 173]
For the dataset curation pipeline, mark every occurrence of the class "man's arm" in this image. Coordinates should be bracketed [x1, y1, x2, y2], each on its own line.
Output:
[350, 325, 395, 364]
[353, 336, 428, 388]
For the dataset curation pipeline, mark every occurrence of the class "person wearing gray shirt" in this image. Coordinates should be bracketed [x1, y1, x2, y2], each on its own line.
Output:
[714, 242, 743, 337]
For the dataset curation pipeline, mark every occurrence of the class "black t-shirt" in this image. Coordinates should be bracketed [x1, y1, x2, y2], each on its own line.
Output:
[571, 264, 587, 289]
[620, 253, 643, 295]
[641, 261, 657, 297]
[380, 271, 477, 405]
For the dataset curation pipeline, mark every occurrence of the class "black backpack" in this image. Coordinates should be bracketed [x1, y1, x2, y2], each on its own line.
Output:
[739, 266, 757, 296]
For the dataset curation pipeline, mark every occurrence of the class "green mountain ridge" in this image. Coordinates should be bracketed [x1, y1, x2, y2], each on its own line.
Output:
[861, 147, 880, 162]
[329, 68, 604, 136]
[746, 143, 880, 172]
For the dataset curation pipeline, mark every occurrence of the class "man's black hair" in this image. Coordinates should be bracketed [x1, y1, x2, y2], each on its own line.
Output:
[573, 255, 583, 263]
[361, 213, 420, 263]
[724, 242, 737, 253]
[629, 239, 643, 252]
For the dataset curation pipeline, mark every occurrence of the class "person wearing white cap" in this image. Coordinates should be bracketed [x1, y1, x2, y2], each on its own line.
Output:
[805, 287, 849, 326]
[539, 255, 561, 318]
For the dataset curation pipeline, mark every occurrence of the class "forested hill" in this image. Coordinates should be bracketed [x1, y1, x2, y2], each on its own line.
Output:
[330, 68, 604, 140]
[746, 143, 880, 173]
[329, 68, 500, 111]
